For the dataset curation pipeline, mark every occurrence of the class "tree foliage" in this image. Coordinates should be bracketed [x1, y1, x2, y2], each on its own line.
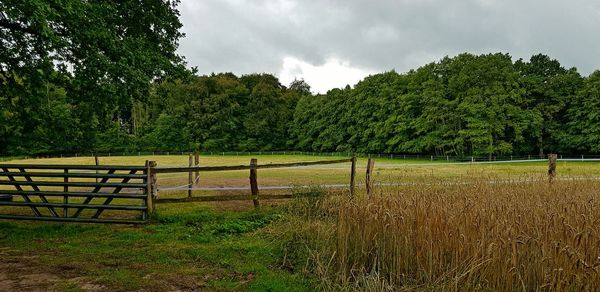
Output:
[0, 2, 597, 158]
[0, 0, 188, 154]
[290, 53, 594, 156]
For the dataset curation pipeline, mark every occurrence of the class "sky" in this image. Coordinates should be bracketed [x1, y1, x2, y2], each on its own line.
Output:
[177, 0, 600, 94]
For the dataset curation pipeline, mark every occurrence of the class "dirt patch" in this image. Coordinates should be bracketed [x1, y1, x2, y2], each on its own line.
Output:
[0, 249, 58, 291]
[0, 248, 101, 291]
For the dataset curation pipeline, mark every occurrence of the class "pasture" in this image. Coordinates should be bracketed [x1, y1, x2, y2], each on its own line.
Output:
[0, 154, 599, 290]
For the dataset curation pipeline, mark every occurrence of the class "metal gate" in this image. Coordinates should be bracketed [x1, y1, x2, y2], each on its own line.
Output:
[0, 162, 155, 224]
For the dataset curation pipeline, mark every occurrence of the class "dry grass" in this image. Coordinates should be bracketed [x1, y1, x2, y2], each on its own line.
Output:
[302, 178, 600, 291]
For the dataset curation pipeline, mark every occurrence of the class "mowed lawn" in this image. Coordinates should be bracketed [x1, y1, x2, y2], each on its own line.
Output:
[0, 155, 599, 290]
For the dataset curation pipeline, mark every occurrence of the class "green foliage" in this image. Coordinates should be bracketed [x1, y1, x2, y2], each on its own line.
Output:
[565, 71, 600, 152]
[143, 73, 300, 151]
[0, 0, 189, 155]
[2, 15, 600, 160]
[291, 53, 596, 156]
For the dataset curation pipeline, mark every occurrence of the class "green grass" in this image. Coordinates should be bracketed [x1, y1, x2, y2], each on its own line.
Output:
[0, 204, 312, 291]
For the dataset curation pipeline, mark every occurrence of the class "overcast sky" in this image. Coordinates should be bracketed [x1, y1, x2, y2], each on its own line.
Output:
[177, 0, 600, 93]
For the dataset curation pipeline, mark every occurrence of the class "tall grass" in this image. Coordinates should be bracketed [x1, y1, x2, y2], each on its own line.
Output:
[307, 178, 600, 290]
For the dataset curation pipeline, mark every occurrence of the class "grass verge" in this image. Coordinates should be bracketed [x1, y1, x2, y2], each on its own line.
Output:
[0, 203, 313, 291]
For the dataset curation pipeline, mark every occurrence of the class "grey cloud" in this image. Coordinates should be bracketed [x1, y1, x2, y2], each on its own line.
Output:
[178, 0, 600, 82]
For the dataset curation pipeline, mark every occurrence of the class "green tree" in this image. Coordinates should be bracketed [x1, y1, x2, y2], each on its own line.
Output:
[515, 54, 583, 156]
[565, 71, 600, 153]
[0, 0, 189, 153]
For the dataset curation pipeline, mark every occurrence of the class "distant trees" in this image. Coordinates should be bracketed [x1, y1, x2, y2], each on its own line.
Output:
[143, 73, 300, 152]
[566, 71, 600, 153]
[515, 54, 583, 156]
[290, 53, 600, 156]
[2, 22, 600, 160]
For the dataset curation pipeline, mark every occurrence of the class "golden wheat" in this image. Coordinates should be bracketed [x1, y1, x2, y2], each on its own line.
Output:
[310, 178, 600, 291]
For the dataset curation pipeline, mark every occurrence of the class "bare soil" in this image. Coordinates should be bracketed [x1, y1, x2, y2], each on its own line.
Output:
[0, 248, 77, 291]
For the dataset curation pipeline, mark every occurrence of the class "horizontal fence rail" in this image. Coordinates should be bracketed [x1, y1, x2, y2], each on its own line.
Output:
[153, 158, 356, 205]
[0, 164, 146, 170]
[0, 163, 153, 224]
[153, 158, 352, 173]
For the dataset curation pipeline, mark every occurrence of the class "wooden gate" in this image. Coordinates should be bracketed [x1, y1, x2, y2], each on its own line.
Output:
[0, 162, 155, 224]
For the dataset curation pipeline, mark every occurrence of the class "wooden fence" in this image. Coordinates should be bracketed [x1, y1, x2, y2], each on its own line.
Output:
[152, 157, 357, 205]
[0, 163, 153, 224]
[0, 155, 562, 224]
[0, 156, 369, 223]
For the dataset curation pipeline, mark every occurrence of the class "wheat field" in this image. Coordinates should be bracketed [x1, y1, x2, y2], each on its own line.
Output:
[302, 178, 600, 291]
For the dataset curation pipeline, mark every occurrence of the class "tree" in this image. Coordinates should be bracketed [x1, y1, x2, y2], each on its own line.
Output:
[515, 54, 583, 156]
[0, 0, 189, 153]
[565, 71, 600, 153]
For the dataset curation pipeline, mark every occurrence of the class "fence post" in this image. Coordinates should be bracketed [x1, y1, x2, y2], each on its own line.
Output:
[94, 154, 100, 183]
[188, 154, 193, 198]
[350, 155, 356, 196]
[194, 151, 200, 186]
[145, 160, 157, 218]
[548, 153, 557, 182]
[64, 168, 68, 217]
[366, 158, 375, 196]
[250, 158, 259, 208]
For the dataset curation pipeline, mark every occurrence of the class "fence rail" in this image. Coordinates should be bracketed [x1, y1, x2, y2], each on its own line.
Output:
[153, 157, 356, 205]
[153, 158, 352, 173]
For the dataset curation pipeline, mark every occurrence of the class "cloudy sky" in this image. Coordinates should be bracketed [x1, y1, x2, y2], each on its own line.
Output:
[177, 0, 600, 93]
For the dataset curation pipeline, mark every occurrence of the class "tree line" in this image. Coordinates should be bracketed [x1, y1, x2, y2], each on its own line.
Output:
[1, 2, 599, 157]
[3, 52, 599, 157]
[293, 53, 599, 157]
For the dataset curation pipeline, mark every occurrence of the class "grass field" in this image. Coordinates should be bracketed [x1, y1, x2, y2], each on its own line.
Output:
[1, 155, 599, 290]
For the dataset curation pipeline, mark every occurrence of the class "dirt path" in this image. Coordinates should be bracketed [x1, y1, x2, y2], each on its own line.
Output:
[0, 251, 59, 291]
[0, 248, 103, 291]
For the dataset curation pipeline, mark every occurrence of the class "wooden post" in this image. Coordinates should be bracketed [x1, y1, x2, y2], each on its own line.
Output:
[145, 160, 157, 217]
[350, 155, 356, 196]
[64, 168, 68, 217]
[366, 158, 375, 196]
[194, 151, 200, 186]
[250, 158, 259, 208]
[94, 154, 100, 183]
[188, 154, 193, 198]
[548, 153, 557, 182]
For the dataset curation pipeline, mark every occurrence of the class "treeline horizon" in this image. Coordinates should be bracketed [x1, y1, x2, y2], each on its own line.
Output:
[2, 52, 600, 157]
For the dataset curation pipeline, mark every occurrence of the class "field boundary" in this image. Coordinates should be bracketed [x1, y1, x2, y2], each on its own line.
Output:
[153, 157, 357, 206]
[7, 150, 600, 163]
